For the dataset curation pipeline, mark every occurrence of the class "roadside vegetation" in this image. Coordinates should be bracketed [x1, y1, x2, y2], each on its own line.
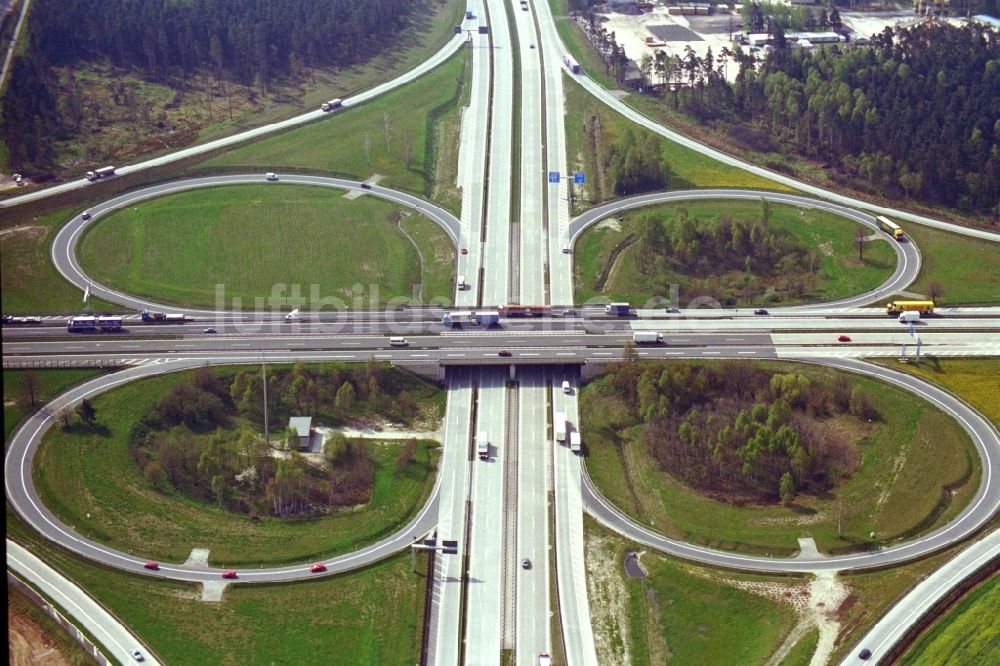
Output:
[894, 224, 1000, 306]
[564, 75, 788, 214]
[7, 506, 427, 666]
[574, 199, 895, 306]
[8, 584, 97, 666]
[32, 363, 444, 566]
[582, 359, 979, 556]
[877, 358, 1000, 429]
[3, 368, 106, 442]
[78, 185, 455, 309]
[197, 49, 469, 212]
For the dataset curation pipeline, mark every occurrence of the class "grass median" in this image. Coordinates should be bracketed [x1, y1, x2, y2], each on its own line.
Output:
[78, 184, 455, 309]
[582, 360, 979, 557]
[31, 366, 442, 567]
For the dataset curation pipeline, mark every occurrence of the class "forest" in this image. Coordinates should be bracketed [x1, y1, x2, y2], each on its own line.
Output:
[599, 360, 876, 504]
[1, 0, 423, 170]
[127, 363, 439, 517]
[584, 16, 999, 217]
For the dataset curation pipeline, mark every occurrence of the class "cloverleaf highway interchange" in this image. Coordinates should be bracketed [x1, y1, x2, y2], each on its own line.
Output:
[2, 1, 999, 665]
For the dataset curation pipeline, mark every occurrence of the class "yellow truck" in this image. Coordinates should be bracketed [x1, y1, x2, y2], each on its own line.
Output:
[886, 300, 934, 315]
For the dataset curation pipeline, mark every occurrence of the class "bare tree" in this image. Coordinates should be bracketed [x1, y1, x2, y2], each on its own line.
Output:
[927, 280, 944, 304]
[402, 129, 412, 169]
[363, 132, 371, 166]
[56, 407, 73, 429]
[854, 226, 866, 260]
[22, 372, 39, 410]
[382, 111, 392, 153]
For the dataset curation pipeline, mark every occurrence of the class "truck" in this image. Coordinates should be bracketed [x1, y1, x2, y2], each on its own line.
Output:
[2, 315, 42, 326]
[520, 0, 529, 9]
[478, 25, 489, 34]
[554, 412, 567, 442]
[898, 311, 920, 323]
[477, 431, 490, 460]
[284, 308, 300, 321]
[85, 166, 116, 181]
[141, 310, 188, 323]
[475, 311, 500, 326]
[633, 331, 664, 344]
[876, 215, 904, 240]
[442, 310, 474, 326]
[465, 8, 473, 19]
[886, 300, 934, 316]
[499, 304, 551, 317]
[605, 302, 630, 316]
[320, 98, 343, 112]
[569, 431, 582, 454]
[457, 275, 468, 290]
[564, 54, 581, 74]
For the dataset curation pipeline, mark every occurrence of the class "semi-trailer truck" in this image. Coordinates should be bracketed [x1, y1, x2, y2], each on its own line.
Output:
[886, 300, 934, 315]
[554, 412, 567, 442]
[320, 98, 343, 112]
[633, 331, 664, 344]
[85, 166, 116, 181]
[605, 302, 630, 316]
[141, 310, 188, 323]
[441, 310, 499, 326]
[569, 431, 582, 454]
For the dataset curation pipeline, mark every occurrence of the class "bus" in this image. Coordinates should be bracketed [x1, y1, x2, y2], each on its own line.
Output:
[885, 300, 934, 315]
[876, 215, 904, 240]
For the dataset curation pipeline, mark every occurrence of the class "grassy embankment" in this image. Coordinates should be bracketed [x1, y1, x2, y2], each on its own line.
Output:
[3, 368, 106, 442]
[6, 504, 427, 666]
[78, 184, 455, 309]
[573, 199, 895, 306]
[198, 48, 470, 214]
[32, 366, 442, 566]
[583, 360, 979, 556]
[548, 0, 990, 231]
[8, 585, 98, 666]
[892, 224, 1000, 306]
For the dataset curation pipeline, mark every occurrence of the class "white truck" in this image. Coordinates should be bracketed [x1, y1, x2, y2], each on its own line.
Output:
[898, 311, 920, 323]
[554, 412, 566, 442]
[85, 165, 116, 181]
[284, 308, 300, 321]
[320, 98, 343, 112]
[476, 431, 489, 460]
[569, 431, 582, 454]
[633, 331, 664, 344]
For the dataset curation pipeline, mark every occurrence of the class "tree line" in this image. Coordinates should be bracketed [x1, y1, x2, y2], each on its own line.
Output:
[581, 12, 999, 218]
[599, 360, 876, 504]
[1, 0, 423, 170]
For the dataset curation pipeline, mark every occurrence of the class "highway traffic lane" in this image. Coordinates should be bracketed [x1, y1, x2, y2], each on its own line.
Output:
[1, 34, 467, 209]
[4, 358, 443, 583]
[580, 357, 1000, 573]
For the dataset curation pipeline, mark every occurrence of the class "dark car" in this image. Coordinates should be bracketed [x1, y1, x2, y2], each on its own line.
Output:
[754, 308, 769, 315]
[665, 307, 680, 313]
[838, 334, 851, 342]
[498, 350, 512, 357]
[460, 248, 468, 255]
[521, 558, 531, 570]
[143, 561, 159, 570]
[858, 648, 872, 660]
[221, 570, 237, 579]
[310, 563, 327, 573]
[203, 327, 217, 334]
[360, 182, 372, 190]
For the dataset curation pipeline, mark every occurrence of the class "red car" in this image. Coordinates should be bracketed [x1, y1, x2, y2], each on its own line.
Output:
[221, 570, 238, 579]
[310, 563, 327, 573]
[460, 248, 468, 255]
[838, 335, 852, 342]
[143, 561, 159, 571]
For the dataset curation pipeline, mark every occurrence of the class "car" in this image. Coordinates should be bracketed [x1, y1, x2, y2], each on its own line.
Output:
[754, 308, 769, 315]
[530, 43, 535, 49]
[539, 653, 552, 666]
[360, 182, 372, 190]
[562, 380, 571, 394]
[665, 307, 680, 313]
[460, 248, 468, 255]
[498, 350, 512, 357]
[143, 561, 159, 570]
[130, 649, 145, 661]
[81, 210, 91, 220]
[265, 172, 278, 181]
[562, 247, 571, 254]
[562, 308, 577, 317]
[838, 334, 852, 342]
[521, 558, 531, 569]
[310, 562, 327, 573]
[203, 327, 217, 334]
[858, 648, 872, 660]
[221, 570, 237, 579]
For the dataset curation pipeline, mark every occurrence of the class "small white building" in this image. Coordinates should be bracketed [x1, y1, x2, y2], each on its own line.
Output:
[288, 416, 314, 451]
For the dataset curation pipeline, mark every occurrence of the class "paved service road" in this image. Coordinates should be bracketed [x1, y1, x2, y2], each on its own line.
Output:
[582, 357, 1000, 573]
[569, 189, 921, 309]
[7, 538, 163, 666]
[0, 35, 466, 209]
[50, 175, 461, 314]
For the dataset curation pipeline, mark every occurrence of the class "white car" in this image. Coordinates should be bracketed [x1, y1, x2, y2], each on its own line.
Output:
[562, 380, 571, 394]
[130, 649, 145, 662]
[266, 172, 278, 181]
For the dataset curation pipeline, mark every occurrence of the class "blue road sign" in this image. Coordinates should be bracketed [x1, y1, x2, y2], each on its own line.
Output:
[548, 171, 561, 183]
[573, 172, 585, 185]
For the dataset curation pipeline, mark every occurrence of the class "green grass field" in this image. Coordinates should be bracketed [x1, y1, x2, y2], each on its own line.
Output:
[78, 184, 455, 309]
[1, 204, 122, 314]
[32, 367, 441, 566]
[583, 360, 979, 556]
[198, 49, 469, 212]
[898, 573, 1000, 666]
[3, 369, 106, 442]
[573, 199, 896, 306]
[586, 516, 800, 665]
[7, 506, 427, 666]
[780, 629, 820, 666]
[877, 358, 1000, 428]
[563, 77, 791, 214]
[897, 225, 1000, 305]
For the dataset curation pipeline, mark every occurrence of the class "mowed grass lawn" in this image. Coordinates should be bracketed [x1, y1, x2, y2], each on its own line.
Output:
[564, 77, 792, 214]
[898, 573, 1000, 666]
[573, 200, 896, 306]
[586, 517, 799, 665]
[78, 185, 455, 309]
[199, 49, 469, 212]
[878, 358, 1000, 429]
[1, 205, 122, 314]
[7, 507, 426, 666]
[33, 368, 441, 567]
[583, 361, 979, 556]
[3, 369, 106, 442]
[899, 224, 1000, 305]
